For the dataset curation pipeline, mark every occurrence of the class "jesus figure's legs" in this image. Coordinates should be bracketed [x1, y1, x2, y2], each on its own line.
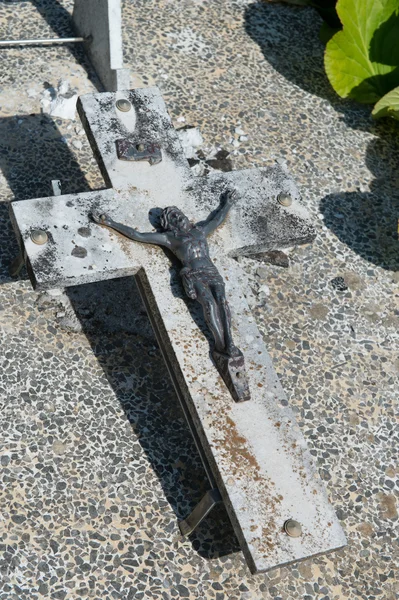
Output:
[194, 283, 225, 353]
[213, 285, 239, 357]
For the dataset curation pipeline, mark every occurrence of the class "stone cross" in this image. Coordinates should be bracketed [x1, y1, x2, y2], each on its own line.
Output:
[10, 87, 346, 573]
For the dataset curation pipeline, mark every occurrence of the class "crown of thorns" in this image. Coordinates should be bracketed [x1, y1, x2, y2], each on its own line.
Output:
[160, 206, 184, 230]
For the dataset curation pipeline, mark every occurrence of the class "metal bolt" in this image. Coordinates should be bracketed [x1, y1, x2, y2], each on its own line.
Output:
[278, 192, 292, 207]
[30, 230, 48, 245]
[284, 519, 302, 537]
[116, 98, 131, 112]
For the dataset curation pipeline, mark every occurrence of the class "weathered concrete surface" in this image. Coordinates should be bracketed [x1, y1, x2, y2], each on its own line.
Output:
[73, 0, 130, 91]
[10, 87, 345, 573]
[193, 168, 316, 257]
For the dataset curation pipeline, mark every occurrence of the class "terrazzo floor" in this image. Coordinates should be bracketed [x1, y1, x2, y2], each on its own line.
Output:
[0, 1, 398, 599]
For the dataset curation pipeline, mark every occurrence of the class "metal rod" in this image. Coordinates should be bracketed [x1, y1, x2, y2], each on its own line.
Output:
[0, 37, 85, 47]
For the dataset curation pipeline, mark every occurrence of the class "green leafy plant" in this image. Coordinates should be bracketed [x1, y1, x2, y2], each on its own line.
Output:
[270, 0, 399, 120]
[372, 87, 399, 120]
[324, 0, 399, 118]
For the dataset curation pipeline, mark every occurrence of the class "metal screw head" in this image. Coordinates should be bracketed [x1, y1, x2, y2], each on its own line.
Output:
[284, 519, 302, 537]
[278, 192, 292, 207]
[116, 98, 131, 112]
[30, 230, 48, 245]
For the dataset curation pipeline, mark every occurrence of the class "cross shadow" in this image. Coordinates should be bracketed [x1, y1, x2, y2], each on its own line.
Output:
[0, 113, 93, 285]
[0, 0, 102, 90]
[65, 277, 241, 560]
[0, 113, 240, 560]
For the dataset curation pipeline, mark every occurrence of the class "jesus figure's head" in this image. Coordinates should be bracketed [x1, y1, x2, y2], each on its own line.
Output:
[160, 206, 192, 233]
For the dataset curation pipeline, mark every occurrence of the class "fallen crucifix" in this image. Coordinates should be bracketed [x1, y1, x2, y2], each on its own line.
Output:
[10, 87, 346, 573]
[91, 189, 251, 403]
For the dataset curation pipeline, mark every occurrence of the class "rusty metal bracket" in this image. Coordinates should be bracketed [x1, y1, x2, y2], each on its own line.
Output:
[179, 488, 222, 536]
[115, 139, 162, 165]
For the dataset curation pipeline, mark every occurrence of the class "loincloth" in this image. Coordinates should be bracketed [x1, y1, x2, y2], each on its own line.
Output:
[180, 265, 224, 300]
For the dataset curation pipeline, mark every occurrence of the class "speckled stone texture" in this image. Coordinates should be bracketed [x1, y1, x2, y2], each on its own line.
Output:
[0, 0, 398, 599]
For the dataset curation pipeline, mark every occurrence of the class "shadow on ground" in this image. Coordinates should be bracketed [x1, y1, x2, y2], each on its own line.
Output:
[66, 277, 241, 560]
[0, 113, 240, 560]
[320, 136, 399, 271]
[0, 113, 93, 285]
[244, 1, 366, 125]
[0, 114, 91, 202]
[245, 1, 399, 271]
[0, 0, 102, 90]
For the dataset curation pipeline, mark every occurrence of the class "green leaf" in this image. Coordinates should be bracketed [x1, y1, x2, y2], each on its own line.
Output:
[325, 0, 399, 103]
[372, 86, 399, 119]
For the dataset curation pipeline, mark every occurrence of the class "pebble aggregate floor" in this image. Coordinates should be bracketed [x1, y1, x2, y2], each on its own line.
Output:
[0, 1, 398, 599]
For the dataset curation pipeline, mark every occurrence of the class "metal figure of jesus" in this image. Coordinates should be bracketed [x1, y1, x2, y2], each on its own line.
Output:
[92, 189, 250, 402]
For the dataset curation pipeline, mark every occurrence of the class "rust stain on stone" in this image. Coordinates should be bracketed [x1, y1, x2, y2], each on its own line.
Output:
[222, 415, 261, 479]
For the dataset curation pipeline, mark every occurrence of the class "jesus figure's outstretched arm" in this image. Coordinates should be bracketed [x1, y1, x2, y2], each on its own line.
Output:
[91, 211, 171, 248]
[200, 189, 236, 236]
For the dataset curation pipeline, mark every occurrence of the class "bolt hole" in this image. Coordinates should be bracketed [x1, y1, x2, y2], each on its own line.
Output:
[236, 372, 241, 378]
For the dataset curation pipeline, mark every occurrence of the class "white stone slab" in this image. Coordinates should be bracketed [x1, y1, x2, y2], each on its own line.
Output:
[73, 0, 130, 91]
[138, 249, 347, 573]
[10, 86, 346, 573]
